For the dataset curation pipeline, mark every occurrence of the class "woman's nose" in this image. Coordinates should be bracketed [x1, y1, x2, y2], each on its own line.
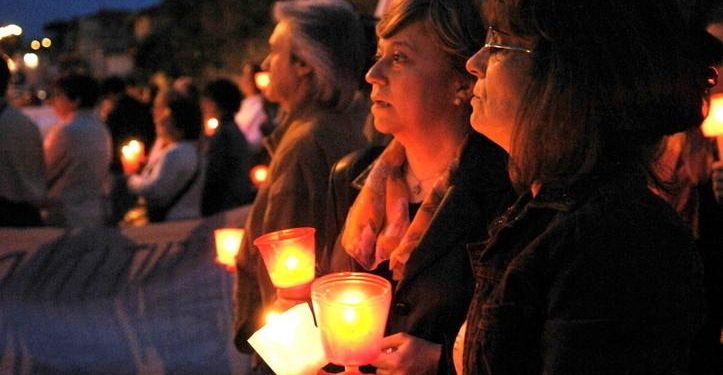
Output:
[365, 59, 387, 86]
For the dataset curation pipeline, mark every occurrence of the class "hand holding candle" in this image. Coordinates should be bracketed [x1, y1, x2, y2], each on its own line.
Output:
[120, 139, 146, 175]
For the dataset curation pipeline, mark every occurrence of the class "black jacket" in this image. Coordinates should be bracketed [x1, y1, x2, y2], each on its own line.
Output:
[463, 172, 705, 374]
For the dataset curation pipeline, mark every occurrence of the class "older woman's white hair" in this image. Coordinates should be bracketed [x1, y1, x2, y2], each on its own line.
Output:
[273, 0, 366, 110]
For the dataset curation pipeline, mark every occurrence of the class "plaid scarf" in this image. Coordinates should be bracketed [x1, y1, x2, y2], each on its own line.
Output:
[340, 139, 458, 280]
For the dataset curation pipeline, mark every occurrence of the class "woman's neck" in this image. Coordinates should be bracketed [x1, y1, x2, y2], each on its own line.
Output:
[403, 124, 467, 181]
[402, 123, 467, 202]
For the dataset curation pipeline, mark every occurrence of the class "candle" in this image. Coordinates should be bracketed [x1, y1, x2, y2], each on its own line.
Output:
[255, 71, 271, 91]
[248, 304, 328, 375]
[205, 117, 219, 137]
[702, 93, 723, 158]
[311, 272, 392, 367]
[120, 139, 145, 174]
[250, 164, 269, 186]
[254, 227, 316, 299]
[214, 228, 244, 271]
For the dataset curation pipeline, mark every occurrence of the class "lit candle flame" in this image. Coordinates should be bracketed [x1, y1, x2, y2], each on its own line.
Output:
[702, 94, 723, 137]
[250, 164, 269, 186]
[214, 228, 245, 271]
[255, 72, 271, 90]
[285, 254, 299, 270]
[205, 117, 219, 137]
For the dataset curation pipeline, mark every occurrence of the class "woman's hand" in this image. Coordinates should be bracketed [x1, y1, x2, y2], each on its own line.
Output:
[372, 333, 441, 375]
[713, 160, 723, 204]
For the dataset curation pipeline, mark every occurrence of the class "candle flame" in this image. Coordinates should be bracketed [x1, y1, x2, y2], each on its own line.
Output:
[255, 72, 271, 90]
[121, 145, 133, 159]
[205, 118, 219, 136]
[342, 309, 358, 323]
[214, 228, 244, 271]
[121, 139, 144, 159]
[128, 140, 143, 153]
[285, 254, 299, 270]
[250, 164, 269, 186]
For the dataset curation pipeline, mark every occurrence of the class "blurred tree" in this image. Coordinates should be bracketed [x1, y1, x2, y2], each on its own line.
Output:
[133, 0, 274, 81]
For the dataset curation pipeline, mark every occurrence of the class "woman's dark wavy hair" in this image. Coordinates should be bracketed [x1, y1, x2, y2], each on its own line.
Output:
[483, 0, 723, 191]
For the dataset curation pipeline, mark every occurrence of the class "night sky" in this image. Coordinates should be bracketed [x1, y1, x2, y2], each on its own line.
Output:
[1, 0, 161, 40]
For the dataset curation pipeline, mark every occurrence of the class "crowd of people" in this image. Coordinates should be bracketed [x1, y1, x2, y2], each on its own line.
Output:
[2, 0, 723, 374]
[0, 54, 275, 228]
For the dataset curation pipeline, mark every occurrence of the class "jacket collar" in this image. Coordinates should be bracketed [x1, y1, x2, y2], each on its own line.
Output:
[395, 133, 513, 287]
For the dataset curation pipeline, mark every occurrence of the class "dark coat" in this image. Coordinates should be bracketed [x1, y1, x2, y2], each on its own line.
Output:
[233, 94, 369, 352]
[201, 117, 254, 216]
[463, 172, 705, 375]
[321, 132, 516, 373]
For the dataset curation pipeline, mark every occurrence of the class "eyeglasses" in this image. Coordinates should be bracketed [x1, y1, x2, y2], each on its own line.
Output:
[480, 26, 533, 61]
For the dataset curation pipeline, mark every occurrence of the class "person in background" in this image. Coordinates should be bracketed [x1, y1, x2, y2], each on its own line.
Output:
[235, 62, 269, 153]
[99, 76, 155, 173]
[200, 79, 255, 216]
[99, 76, 155, 224]
[461, 0, 722, 373]
[321, 0, 515, 373]
[233, 0, 369, 366]
[125, 89, 203, 222]
[693, 5, 723, 373]
[45, 73, 111, 228]
[0, 54, 46, 227]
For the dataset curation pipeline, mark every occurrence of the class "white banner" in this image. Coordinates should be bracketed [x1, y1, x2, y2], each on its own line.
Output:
[0, 207, 250, 374]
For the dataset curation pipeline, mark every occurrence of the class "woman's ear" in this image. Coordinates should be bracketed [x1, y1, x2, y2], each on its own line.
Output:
[293, 57, 313, 77]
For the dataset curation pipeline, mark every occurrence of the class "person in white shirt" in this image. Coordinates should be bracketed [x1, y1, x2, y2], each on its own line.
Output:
[234, 62, 268, 153]
[45, 73, 111, 228]
[126, 89, 203, 222]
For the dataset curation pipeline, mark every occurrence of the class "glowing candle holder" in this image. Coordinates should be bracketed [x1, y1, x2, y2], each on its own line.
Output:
[254, 227, 316, 300]
[311, 272, 392, 372]
[214, 228, 244, 271]
[120, 139, 145, 174]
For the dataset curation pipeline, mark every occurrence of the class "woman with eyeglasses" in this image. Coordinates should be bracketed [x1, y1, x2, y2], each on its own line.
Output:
[460, 0, 722, 373]
[321, 0, 514, 373]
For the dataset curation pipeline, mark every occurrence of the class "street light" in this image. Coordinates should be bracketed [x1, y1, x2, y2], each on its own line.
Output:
[41, 38, 52, 48]
[0, 24, 22, 40]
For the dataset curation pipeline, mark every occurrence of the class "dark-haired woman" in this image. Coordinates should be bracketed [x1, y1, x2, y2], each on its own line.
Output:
[461, 0, 723, 373]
